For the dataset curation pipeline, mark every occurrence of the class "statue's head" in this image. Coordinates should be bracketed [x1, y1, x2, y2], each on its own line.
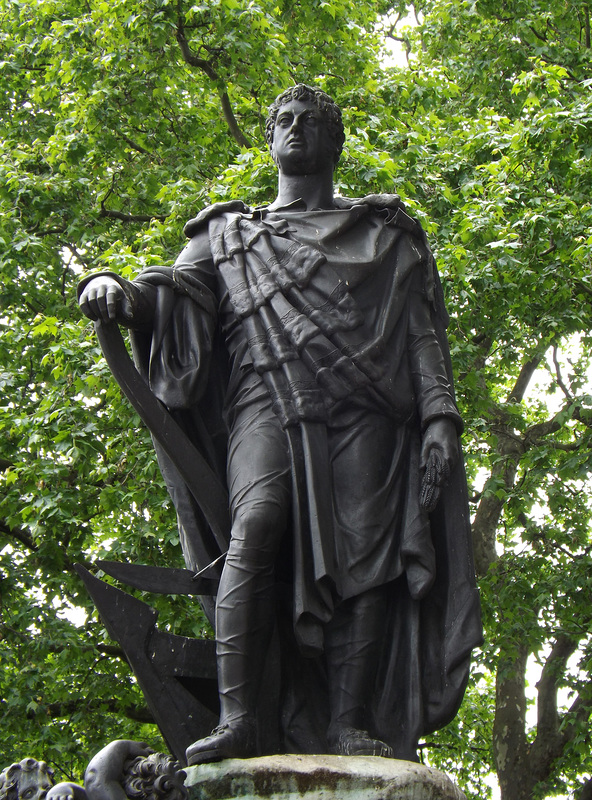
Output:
[121, 753, 187, 800]
[0, 760, 54, 800]
[265, 84, 345, 169]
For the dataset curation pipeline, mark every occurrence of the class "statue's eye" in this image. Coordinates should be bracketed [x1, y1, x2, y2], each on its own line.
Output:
[277, 116, 292, 127]
[21, 789, 36, 799]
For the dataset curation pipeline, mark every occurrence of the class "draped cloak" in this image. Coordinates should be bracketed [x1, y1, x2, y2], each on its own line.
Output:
[82, 195, 482, 758]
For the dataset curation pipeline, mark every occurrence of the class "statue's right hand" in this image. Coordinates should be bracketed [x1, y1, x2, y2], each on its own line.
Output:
[79, 277, 132, 323]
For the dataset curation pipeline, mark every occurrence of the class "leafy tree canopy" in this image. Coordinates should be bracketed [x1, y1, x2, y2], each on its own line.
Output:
[1, 1, 592, 798]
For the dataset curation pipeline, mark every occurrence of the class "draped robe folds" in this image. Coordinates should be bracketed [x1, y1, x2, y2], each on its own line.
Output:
[84, 195, 482, 758]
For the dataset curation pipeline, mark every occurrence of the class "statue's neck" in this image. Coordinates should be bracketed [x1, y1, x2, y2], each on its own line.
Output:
[273, 170, 335, 210]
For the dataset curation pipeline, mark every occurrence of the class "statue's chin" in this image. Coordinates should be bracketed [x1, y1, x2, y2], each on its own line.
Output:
[277, 159, 314, 176]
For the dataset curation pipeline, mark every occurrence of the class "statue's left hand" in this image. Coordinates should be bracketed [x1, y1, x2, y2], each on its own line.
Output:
[419, 417, 459, 513]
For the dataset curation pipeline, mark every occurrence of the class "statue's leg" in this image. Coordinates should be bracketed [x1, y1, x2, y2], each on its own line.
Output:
[215, 505, 287, 724]
[323, 410, 408, 757]
[325, 585, 392, 757]
[186, 400, 290, 765]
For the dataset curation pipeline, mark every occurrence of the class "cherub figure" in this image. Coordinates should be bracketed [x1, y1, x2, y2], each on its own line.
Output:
[2, 742, 186, 800]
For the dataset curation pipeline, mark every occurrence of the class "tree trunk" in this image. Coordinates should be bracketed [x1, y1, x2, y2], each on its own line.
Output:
[494, 643, 534, 800]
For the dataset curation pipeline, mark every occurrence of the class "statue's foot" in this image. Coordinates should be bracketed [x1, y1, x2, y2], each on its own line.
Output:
[185, 717, 257, 766]
[328, 725, 394, 758]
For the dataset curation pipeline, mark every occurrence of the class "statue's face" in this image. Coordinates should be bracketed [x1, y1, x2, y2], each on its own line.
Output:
[16, 765, 52, 800]
[271, 99, 335, 176]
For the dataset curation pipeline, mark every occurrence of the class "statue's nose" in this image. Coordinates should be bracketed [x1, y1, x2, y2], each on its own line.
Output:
[290, 114, 304, 132]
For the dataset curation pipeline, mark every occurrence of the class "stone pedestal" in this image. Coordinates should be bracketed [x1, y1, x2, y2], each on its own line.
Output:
[184, 755, 465, 800]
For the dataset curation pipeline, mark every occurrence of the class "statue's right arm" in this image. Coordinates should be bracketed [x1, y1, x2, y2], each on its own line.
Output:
[78, 275, 156, 328]
[78, 228, 216, 327]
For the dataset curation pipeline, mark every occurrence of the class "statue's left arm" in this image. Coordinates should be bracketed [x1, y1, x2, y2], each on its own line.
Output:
[407, 263, 463, 510]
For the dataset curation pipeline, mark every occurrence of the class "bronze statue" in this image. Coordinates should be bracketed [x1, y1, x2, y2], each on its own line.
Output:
[79, 85, 481, 765]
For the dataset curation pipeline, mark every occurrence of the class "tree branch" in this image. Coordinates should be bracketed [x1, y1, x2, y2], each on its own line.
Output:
[472, 393, 586, 574]
[0, 520, 38, 552]
[175, 15, 251, 148]
[523, 404, 572, 445]
[575, 279, 592, 297]
[471, 345, 572, 574]
[528, 24, 548, 44]
[99, 207, 167, 223]
[219, 90, 252, 148]
[35, 227, 67, 238]
[119, 133, 162, 162]
[471, 443, 521, 575]
[0, 519, 93, 571]
[32, 699, 154, 724]
[558, 689, 592, 754]
[385, 17, 412, 62]
[175, 21, 218, 79]
[0, 626, 127, 663]
[531, 691, 592, 788]
[552, 345, 573, 401]
[508, 352, 543, 403]
[540, 236, 556, 257]
[99, 174, 167, 223]
[494, 625, 592, 796]
[535, 634, 578, 741]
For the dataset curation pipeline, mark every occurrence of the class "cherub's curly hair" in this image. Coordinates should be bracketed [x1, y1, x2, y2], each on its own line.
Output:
[122, 754, 187, 800]
[265, 84, 345, 166]
[0, 760, 54, 800]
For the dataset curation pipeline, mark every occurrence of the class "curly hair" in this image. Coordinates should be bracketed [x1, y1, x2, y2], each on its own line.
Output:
[265, 84, 345, 166]
[0, 760, 54, 800]
[122, 753, 187, 800]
